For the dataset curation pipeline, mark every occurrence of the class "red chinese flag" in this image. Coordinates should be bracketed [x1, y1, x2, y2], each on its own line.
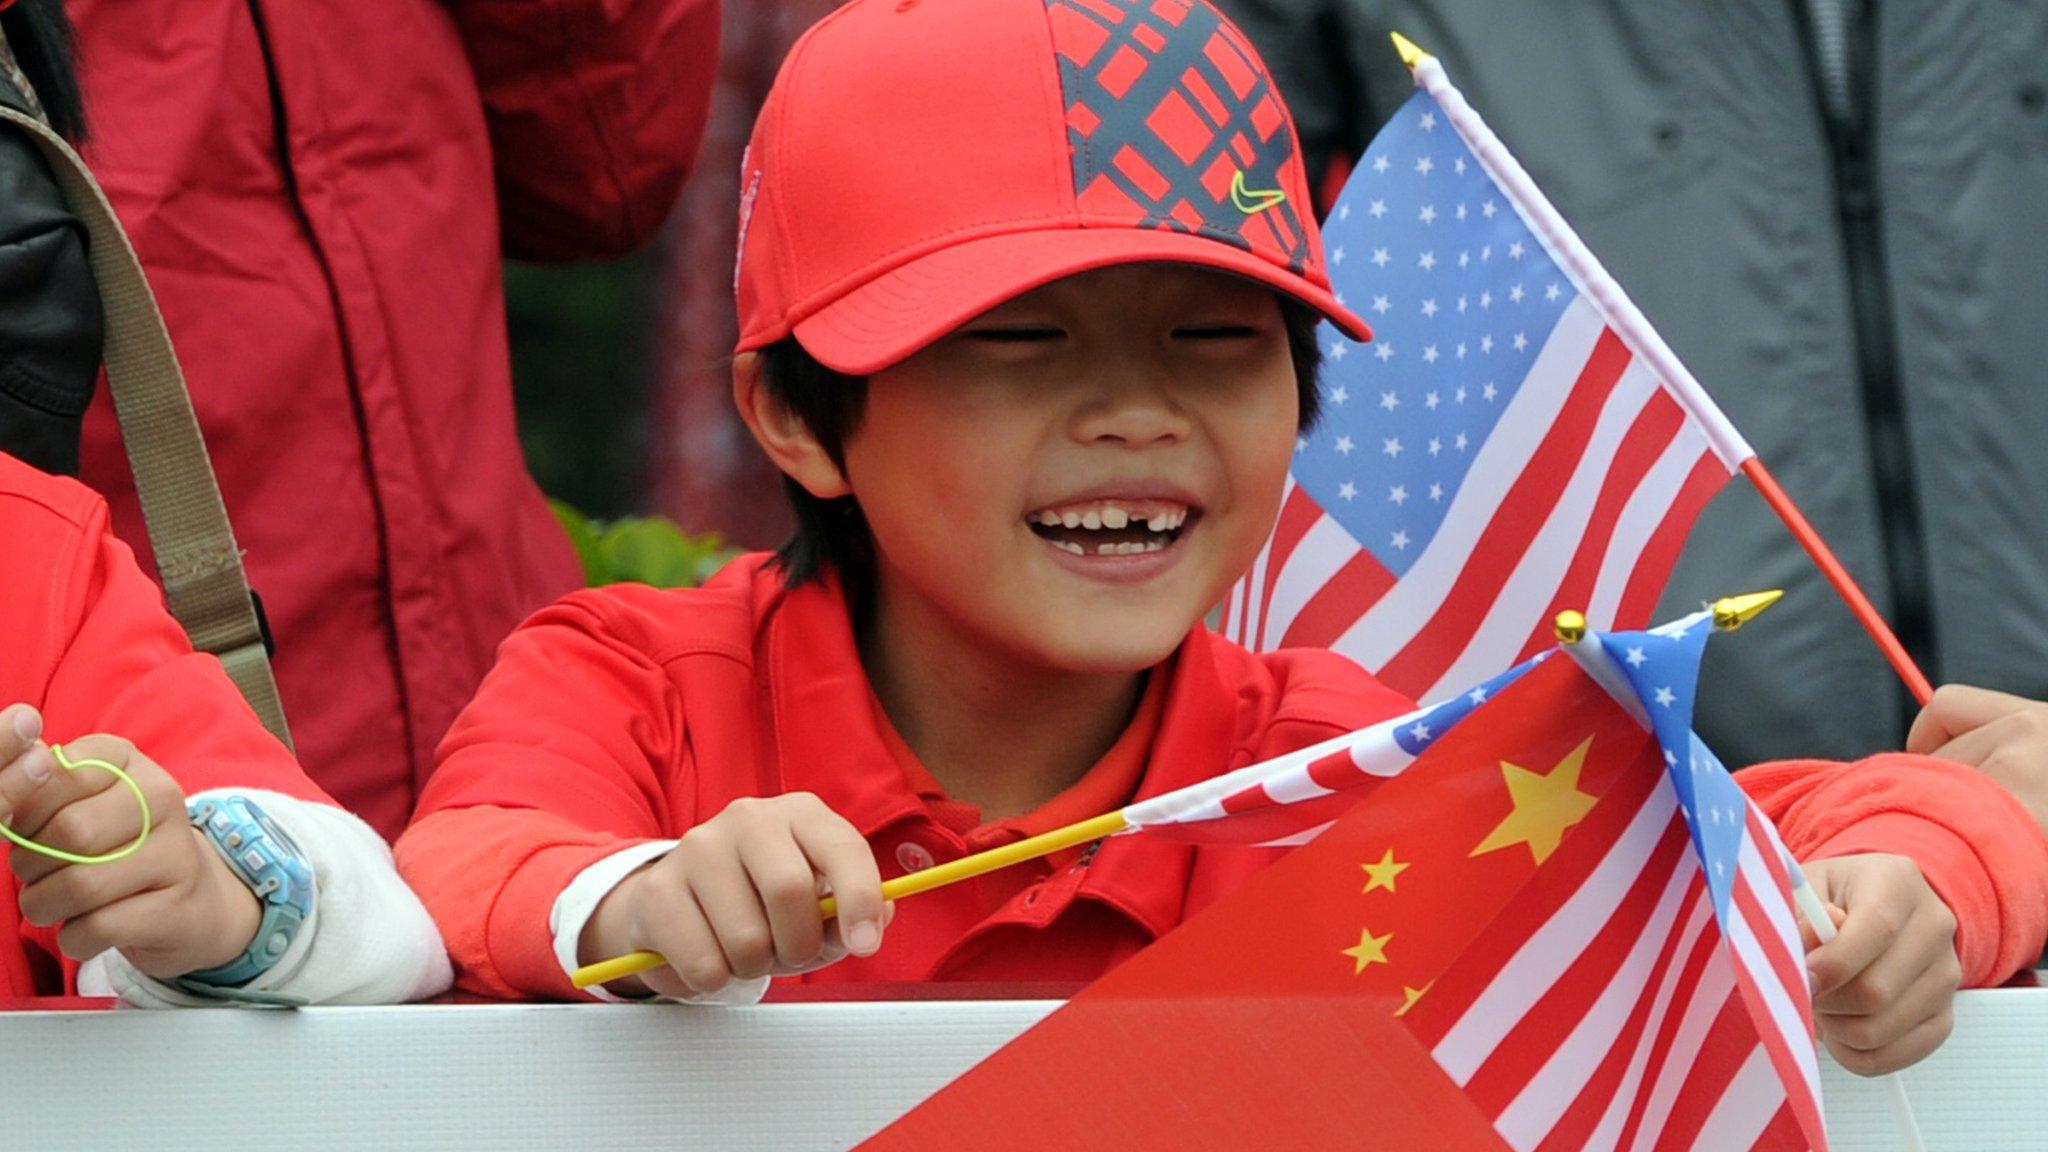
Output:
[862, 655, 1660, 1150]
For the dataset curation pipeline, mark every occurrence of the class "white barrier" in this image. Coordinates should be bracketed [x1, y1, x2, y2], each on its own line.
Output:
[3, 989, 2039, 1150]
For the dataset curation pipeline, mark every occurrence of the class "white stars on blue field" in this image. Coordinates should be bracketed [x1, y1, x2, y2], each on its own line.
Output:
[1294, 85, 1579, 577]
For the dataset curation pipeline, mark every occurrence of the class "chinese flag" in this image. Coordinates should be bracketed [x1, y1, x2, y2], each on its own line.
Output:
[861, 655, 1661, 1150]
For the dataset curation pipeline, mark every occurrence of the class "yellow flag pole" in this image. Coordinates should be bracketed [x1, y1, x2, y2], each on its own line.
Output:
[571, 810, 1131, 990]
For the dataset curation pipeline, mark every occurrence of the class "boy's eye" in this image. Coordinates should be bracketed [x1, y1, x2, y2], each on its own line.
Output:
[1175, 324, 1265, 340]
[963, 326, 1065, 344]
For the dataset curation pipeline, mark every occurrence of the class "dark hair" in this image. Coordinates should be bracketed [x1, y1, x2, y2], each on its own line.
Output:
[759, 296, 1328, 594]
[1, 0, 86, 142]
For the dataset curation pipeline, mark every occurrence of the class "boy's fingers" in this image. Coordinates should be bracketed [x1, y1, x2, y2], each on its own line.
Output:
[1907, 684, 2034, 755]
[52, 884, 169, 967]
[1825, 1006, 1955, 1078]
[1818, 956, 1958, 1058]
[0, 705, 43, 776]
[739, 832, 829, 968]
[636, 883, 731, 999]
[683, 849, 779, 981]
[0, 743, 55, 830]
[3, 740, 130, 841]
[793, 817, 886, 957]
[8, 784, 156, 887]
[1804, 899, 1897, 999]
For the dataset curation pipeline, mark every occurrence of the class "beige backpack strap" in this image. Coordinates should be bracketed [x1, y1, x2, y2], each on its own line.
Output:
[0, 104, 294, 750]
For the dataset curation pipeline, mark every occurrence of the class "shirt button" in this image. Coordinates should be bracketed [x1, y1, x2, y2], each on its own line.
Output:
[896, 841, 936, 873]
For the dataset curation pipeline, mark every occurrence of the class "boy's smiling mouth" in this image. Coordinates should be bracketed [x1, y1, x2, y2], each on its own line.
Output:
[1024, 497, 1196, 557]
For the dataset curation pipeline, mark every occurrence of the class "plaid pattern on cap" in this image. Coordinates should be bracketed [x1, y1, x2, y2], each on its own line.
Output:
[1048, 0, 1313, 275]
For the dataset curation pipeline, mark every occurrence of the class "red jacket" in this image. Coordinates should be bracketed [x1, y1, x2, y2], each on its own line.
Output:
[398, 554, 1417, 999]
[0, 456, 329, 999]
[399, 555, 2048, 1000]
[70, 0, 721, 838]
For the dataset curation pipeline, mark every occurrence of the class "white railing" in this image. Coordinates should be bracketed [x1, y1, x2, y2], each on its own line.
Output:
[4, 989, 2037, 1149]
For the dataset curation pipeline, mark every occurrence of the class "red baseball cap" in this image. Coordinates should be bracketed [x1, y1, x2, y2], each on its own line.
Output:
[733, 0, 1372, 375]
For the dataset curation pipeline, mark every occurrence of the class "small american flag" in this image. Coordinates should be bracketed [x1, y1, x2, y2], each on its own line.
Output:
[1121, 611, 1827, 1151]
[1222, 52, 1755, 706]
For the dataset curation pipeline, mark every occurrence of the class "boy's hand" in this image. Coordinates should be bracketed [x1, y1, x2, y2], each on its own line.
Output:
[579, 792, 890, 999]
[1799, 854, 1961, 1076]
[1907, 684, 2048, 837]
[0, 704, 261, 979]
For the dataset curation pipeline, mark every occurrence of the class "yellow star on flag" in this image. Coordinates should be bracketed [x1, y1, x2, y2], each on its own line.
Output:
[1340, 926, 1392, 975]
[1470, 736, 1600, 865]
[1360, 848, 1409, 894]
[1395, 981, 1434, 1018]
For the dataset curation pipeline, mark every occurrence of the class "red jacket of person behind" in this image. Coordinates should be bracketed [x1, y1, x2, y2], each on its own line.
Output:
[69, 0, 721, 838]
[0, 456, 330, 998]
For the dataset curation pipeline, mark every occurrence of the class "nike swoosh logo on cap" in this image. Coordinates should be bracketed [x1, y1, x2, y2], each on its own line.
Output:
[1229, 170, 1287, 215]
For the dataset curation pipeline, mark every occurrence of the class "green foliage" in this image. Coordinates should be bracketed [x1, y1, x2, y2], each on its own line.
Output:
[552, 501, 739, 589]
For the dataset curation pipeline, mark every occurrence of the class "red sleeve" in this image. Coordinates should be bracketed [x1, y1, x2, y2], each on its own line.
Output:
[449, 0, 722, 261]
[38, 500, 327, 805]
[397, 593, 686, 999]
[1739, 753, 2048, 987]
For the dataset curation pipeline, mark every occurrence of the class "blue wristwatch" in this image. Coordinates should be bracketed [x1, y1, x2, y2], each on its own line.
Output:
[177, 795, 317, 993]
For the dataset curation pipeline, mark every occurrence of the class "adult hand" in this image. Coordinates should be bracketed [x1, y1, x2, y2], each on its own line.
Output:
[1907, 684, 2048, 838]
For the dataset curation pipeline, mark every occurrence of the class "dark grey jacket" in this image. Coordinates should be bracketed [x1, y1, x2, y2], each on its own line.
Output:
[1221, 0, 2048, 766]
[0, 64, 100, 476]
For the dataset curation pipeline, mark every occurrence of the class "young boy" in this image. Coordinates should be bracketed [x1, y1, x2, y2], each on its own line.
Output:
[0, 451, 450, 1004]
[397, 0, 2046, 1076]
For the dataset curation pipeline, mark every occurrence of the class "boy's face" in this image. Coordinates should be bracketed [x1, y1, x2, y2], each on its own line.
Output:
[843, 263, 1300, 676]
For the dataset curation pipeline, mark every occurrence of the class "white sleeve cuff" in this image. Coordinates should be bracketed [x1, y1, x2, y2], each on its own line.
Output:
[82, 789, 453, 1008]
[550, 840, 769, 1007]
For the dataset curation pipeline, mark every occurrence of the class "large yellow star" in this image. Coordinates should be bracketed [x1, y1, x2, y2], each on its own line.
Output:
[1340, 926, 1393, 974]
[1360, 848, 1410, 894]
[1469, 736, 1600, 865]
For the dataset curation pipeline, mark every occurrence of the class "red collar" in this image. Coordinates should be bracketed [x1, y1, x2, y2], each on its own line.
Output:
[761, 571, 1243, 942]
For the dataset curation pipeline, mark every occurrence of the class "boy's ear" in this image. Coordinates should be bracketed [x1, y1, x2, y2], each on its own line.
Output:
[732, 352, 852, 500]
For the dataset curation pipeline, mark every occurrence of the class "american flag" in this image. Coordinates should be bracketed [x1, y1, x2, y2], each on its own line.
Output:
[1123, 611, 1827, 1151]
[1222, 52, 1755, 706]
[1123, 655, 1541, 845]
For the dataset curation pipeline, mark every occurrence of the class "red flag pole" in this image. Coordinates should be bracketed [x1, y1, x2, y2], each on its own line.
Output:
[1740, 457, 1934, 705]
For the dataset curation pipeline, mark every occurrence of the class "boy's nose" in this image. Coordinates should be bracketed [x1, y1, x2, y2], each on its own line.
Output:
[1070, 379, 1193, 448]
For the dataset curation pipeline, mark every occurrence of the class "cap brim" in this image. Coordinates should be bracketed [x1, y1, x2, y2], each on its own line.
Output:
[785, 227, 1374, 376]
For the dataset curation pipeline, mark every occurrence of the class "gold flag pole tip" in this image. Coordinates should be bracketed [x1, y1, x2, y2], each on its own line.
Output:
[1389, 31, 1432, 70]
[1712, 589, 1784, 632]
[1553, 610, 1588, 645]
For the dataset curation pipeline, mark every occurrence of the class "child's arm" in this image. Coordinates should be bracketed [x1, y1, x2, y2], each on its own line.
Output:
[396, 593, 888, 1000]
[1740, 752, 2048, 1074]
[18, 492, 450, 1005]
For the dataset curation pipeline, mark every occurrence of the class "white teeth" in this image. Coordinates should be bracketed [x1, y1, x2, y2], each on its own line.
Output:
[1030, 500, 1192, 533]
[1087, 540, 1166, 556]
[1052, 540, 1086, 555]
